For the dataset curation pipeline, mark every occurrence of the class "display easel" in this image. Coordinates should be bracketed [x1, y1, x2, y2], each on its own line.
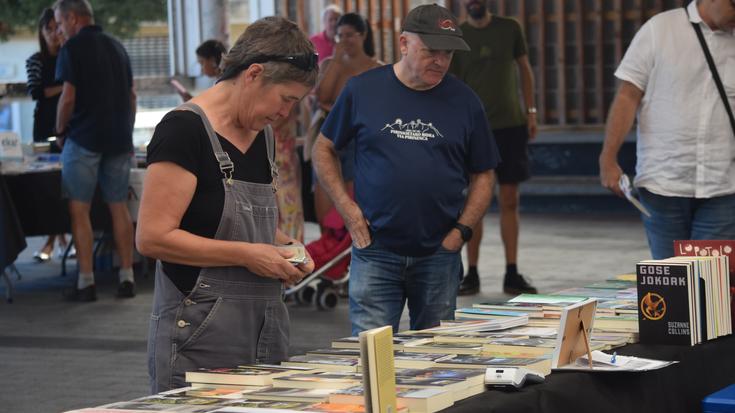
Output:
[551, 298, 598, 369]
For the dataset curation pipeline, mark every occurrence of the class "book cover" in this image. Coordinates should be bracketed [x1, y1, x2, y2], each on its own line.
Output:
[395, 368, 485, 386]
[674, 240, 734, 322]
[454, 308, 529, 318]
[402, 339, 483, 355]
[473, 300, 545, 312]
[242, 387, 337, 402]
[272, 372, 362, 390]
[100, 398, 221, 412]
[595, 300, 639, 314]
[393, 377, 468, 402]
[423, 318, 528, 334]
[307, 348, 361, 358]
[129, 394, 223, 405]
[305, 403, 409, 413]
[434, 354, 551, 374]
[329, 386, 454, 413]
[508, 294, 588, 306]
[305, 402, 368, 412]
[636, 262, 695, 345]
[282, 355, 361, 372]
[158, 386, 246, 400]
[393, 352, 455, 369]
[481, 337, 557, 357]
[332, 335, 421, 350]
[216, 399, 315, 410]
[359, 325, 397, 413]
[184, 365, 305, 386]
[427, 332, 512, 344]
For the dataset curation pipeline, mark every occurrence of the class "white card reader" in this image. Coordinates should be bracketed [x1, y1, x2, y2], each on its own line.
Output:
[484, 367, 545, 389]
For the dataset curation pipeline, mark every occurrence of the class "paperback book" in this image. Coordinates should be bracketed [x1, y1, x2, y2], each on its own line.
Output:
[185, 365, 310, 386]
[636, 260, 698, 345]
[329, 386, 454, 413]
[271, 372, 362, 390]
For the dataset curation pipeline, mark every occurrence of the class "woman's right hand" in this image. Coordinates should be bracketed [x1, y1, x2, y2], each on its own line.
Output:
[241, 243, 305, 285]
[333, 41, 348, 62]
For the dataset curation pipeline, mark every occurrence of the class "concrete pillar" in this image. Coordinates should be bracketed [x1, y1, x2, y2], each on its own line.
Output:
[200, 0, 229, 46]
[167, 0, 232, 78]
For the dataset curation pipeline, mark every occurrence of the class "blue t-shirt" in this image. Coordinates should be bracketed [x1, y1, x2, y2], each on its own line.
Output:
[321, 65, 499, 256]
[56, 25, 133, 154]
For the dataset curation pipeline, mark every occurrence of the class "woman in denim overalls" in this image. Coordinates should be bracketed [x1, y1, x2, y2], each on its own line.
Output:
[137, 17, 318, 393]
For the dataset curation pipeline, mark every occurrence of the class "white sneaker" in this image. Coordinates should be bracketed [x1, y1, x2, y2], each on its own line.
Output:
[56, 245, 77, 260]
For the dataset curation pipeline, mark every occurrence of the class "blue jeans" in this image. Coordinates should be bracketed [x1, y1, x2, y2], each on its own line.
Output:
[61, 138, 133, 203]
[348, 241, 462, 336]
[638, 188, 735, 259]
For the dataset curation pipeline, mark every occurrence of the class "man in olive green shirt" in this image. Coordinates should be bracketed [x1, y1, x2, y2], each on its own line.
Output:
[450, 0, 537, 295]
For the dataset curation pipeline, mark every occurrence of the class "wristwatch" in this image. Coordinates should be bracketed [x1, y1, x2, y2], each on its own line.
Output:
[454, 223, 473, 242]
[527, 107, 537, 114]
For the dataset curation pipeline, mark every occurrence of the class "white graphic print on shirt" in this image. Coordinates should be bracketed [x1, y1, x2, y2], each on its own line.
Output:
[380, 118, 444, 141]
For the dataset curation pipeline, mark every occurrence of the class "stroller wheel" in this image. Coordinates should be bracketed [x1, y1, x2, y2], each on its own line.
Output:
[295, 285, 316, 305]
[316, 287, 339, 310]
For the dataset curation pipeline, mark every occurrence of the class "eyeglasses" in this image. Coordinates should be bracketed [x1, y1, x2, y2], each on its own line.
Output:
[219, 53, 319, 81]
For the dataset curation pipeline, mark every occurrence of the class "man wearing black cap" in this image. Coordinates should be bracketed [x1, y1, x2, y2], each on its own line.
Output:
[313, 4, 499, 335]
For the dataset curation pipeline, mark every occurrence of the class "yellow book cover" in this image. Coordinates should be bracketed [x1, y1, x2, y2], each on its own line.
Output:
[359, 326, 398, 413]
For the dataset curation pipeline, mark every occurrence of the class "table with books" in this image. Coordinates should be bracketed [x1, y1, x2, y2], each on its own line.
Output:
[1, 173, 26, 301]
[64, 254, 734, 413]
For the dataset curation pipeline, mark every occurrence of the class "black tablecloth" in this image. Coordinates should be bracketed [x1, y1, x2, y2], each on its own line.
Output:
[449, 335, 735, 413]
[0, 174, 26, 269]
[4, 170, 110, 237]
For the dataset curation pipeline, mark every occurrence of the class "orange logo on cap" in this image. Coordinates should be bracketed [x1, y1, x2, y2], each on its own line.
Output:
[438, 19, 456, 31]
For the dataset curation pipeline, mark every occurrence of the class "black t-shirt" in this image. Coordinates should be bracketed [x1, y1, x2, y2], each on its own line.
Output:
[56, 25, 133, 154]
[146, 110, 272, 293]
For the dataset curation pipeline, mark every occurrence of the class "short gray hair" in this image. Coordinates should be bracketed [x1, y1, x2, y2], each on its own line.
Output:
[220, 16, 317, 87]
[53, 0, 94, 19]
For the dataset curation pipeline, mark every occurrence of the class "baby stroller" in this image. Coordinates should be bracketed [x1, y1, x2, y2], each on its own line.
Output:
[285, 206, 352, 310]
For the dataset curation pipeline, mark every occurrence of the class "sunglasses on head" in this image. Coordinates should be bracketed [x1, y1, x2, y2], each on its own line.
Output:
[249, 53, 319, 71]
[220, 53, 319, 81]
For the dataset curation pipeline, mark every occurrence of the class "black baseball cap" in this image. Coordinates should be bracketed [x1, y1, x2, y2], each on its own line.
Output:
[401, 4, 470, 51]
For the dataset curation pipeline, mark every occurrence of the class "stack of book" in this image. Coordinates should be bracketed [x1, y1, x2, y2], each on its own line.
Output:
[674, 240, 735, 323]
[636, 255, 732, 345]
[455, 289, 640, 345]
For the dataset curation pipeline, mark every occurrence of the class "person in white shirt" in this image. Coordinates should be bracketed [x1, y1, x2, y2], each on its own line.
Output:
[599, 0, 735, 259]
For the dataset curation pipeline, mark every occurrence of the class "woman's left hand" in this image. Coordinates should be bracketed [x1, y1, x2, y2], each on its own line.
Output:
[296, 248, 316, 276]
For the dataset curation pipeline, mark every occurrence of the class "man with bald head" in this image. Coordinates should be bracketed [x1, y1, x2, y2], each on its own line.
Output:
[312, 4, 499, 335]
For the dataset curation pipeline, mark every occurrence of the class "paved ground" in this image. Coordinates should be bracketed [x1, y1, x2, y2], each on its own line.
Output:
[0, 212, 650, 413]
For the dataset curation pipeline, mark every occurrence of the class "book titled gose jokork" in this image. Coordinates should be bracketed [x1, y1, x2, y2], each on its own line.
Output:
[636, 256, 732, 346]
